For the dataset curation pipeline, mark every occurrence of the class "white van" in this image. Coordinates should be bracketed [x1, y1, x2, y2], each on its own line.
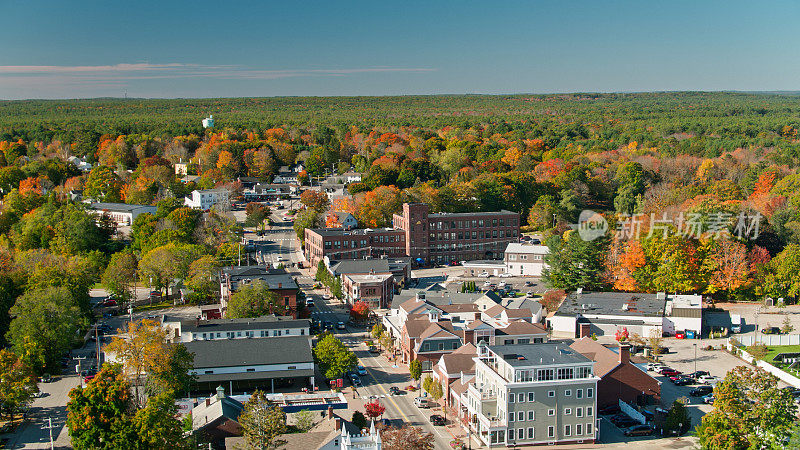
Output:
[414, 397, 429, 408]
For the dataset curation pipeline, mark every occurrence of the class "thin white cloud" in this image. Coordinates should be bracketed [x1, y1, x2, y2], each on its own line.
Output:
[0, 63, 436, 80]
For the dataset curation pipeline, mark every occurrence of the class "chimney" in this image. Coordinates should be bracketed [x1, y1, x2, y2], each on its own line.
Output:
[327, 406, 334, 419]
[619, 344, 630, 364]
[278, 283, 282, 289]
[205, 398, 211, 407]
[216, 385, 225, 399]
[196, 316, 200, 327]
[334, 418, 342, 431]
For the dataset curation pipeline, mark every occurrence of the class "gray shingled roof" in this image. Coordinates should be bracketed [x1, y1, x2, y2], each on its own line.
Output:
[185, 336, 312, 368]
[182, 316, 310, 333]
[487, 343, 592, 367]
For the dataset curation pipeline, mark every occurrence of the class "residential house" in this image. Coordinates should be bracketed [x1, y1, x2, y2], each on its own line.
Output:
[325, 211, 359, 230]
[191, 386, 243, 447]
[433, 343, 477, 412]
[569, 338, 661, 408]
[219, 266, 300, 318]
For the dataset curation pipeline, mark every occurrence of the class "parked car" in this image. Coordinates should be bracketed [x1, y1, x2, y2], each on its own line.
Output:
[482, 281, 492, 288]
[524, 281, 534, 287]
[661, 369, 682, 377]
[449, 261, 460, 266]
[336, 322, 346, 330]
[323, 321, 334, 330]
[647, 363, 665, 372]
[83, 374, 96, 383]
[478, 272, 490, 278]
[672, 377, 694, 386]
[39, 373, 52, 383]
[357, 366, 368, 376]
[656, 367, 674, 375]
[389, 386, 401, 395]
[323, 293, 331, 300]
[305, 298, 315, 307]
[697, 375, 717, 385]
[368, 345, 380, 354]
[32, 391, 47, 398]
[599, 404, 621, 415]
[690, 385, 714, 396]
[102, 298, 117, 307]
[414, 397, 429, 408]
[762, 327, 781, 335]
[612, 416, 639, 428]
[498, 272, 513, 278]
[350, 375, 362, 387]
[429, 414, 446, 426]
[624, 424, 654, 436]
[702, 394, 715, 404]
[687, 370, 710, 379]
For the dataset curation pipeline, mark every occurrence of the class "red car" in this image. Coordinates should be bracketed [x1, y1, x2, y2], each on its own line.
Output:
[662, 369, 682, 377]
[102, 299, 117, 307]
[83, 374, 96, 383]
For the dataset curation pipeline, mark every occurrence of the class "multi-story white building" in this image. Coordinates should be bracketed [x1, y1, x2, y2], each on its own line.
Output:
[184, 188, 230, 210]
[160, 315, 310, 343]
[504, 242, 549, 276]
[88, 202, 157, 226]
[462, 343, 599, 447]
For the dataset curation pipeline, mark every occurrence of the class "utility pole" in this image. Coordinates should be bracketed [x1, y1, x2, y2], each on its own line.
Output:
[95, 325, 101, 370]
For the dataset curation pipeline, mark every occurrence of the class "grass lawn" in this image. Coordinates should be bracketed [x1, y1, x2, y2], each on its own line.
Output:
[762, 345, 800, 363]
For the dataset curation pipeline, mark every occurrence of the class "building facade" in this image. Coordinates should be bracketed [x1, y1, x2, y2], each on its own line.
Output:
[184, 188, 230, 210]
[463, 343, 599, 447]
[88, 202, 157, 226]
[504, 242, 549, 276]
[219, 267, 301, 318]
[304, 228, 406, 267]
[342, 272, 394, 309]
[392, 203, 520, 264]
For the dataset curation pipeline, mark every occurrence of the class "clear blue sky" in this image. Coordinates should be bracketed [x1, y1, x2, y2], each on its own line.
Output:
[1, 0, 799, 99]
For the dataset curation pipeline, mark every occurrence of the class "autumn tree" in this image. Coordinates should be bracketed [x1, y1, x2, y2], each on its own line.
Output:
[293, 208, 322, 243]
[245, 202, 270, 228]
[293, 409, 315, 433]
[356, 185, 403, 227]
[185, 255, 221, 302]
[102, 250, 138, 306]
[0, 350, 37, 420]
[380, 426, 435, 450]
[239, 390, 287, 449]
[706, 238, 749, 296]
[364, 400, 386, 420]
[409, 359, 422, 383]
[83, 165, 123, 202]
[226, 280, 282, 318]
[105, 319, 173, 408]
[300, 190, 330, 211]
[543, 231, 609, 291]
[350, 300, 371, 322]
[697, 366, 797, 449]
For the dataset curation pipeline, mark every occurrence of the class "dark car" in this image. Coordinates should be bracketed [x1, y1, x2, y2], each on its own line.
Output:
[687, 371, 710, 379]
[323, 321, 334, 330]
[762, 327, 781, 335]
[599, 404, 621, 415]
[624, 424, 654, 436]
[613, 417, 640, 428]
[690, 385, 714, 397]
[672, 377, 694, 386]
[380, 418, 404, 428]
[389, 386, 401, 395]
[429, 414, 446, 426]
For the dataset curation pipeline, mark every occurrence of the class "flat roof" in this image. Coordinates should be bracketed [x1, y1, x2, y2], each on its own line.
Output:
[556, 291, 666, 318]
[195, 368, 314, 383]
[487, 342, 592, 367]
[504, 242, 549, 254]
[182, 316, 310, 332]
[185, 336, 312, 368]
[428, 210, 518, 218]
[89, 202, 156, 213]
[307, 227, 402, 237]
[345, 273, 393, 283]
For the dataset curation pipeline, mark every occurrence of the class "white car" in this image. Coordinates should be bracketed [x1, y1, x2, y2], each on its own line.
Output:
[646, 363, 665, 372]
[323, 293, 331, 300]
[498, 273, 513, 278]
[498, 282, 507, 289]
[478, 272, 490, 278]
[483, 281, 492, 287]
[697, 375, 717, 385]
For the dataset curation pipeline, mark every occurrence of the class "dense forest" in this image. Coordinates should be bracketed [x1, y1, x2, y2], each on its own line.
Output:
[0, 92, 800, 370]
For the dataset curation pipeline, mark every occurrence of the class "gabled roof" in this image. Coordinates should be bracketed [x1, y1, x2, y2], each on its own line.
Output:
[403, 317, 433, 339]
[419, 321, 460, 341]
[439, 343, 477, 376]
[569, 337, 628, 378]
[449, 375, 475, 397]
[466, 319, 492, 331]
[497, 320, 547, 336]
[438, 303, 479, 314]
[192, 395, 243, 431]
[503, 308, 533, 319]
[483, 304, 506, 318]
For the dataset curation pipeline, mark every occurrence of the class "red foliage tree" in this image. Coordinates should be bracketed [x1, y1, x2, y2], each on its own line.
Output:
[350, 301, 370, 322]
[364, 400, 386, 420]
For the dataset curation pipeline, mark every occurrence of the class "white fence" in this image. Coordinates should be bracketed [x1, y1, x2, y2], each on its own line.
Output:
[619, 399, 646, 425]
[735, 334, 800, 346]
[727, 339, 800, 388]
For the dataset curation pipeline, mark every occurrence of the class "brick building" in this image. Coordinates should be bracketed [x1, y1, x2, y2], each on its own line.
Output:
[392, 203, 520, 264]
[219, 266, 300, 318]
[304, 202, 521, 267]
[341, 272, 394, 309]
[303, 227, 405, 267]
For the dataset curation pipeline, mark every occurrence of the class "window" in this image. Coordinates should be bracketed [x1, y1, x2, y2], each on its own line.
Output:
[237, 332, 242, 337]
[576, 407, 583, 418]
[246, 368, 255, 372]
[587, 388, 594, 398]
[565, 425, 571, 437]
[518, 393, 525, 403]
[528, 392, 534, 402]
[287, 366, 296, 370]
[538, 369, 554, 381]
[577, 366, 592, 378]
[564, 389, 572, 397]
[576, 389, 583, 399]
[548, 426, 555, 438]
[548, 390, 555, 398]
[509, 411, 514, 422]
[548, 409, 555, 416]
[438, 343, 444, 351]
[300, 329, 305, 335]
[586, 423, 593, 434]
[509, 394, 514, 404]
[204, 370, 213, 374]
[586, 407, 593, 416]
[528, 427, 534, 439]
[528, 411, 535, 421]
[518, 338, 530, 344]
[517, 411, 524, 422]
[202, 333, 206, 339]
[508, 429, 515, 440]
[557, 367, 574, 380]
[576, 424, 583, 435]
[564, 408, 571, 416]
